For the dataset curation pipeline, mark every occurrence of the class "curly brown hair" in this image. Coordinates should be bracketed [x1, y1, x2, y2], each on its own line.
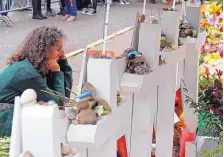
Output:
[7, 26, 65, 76]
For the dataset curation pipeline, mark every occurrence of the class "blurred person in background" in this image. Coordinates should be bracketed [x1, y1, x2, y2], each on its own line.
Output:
[32, 0, 47, 20]
[46, 0, 56, 16]
[58, 0, 66, 15]
[81, 0, 97, 15]
[63, 0, 77, 21]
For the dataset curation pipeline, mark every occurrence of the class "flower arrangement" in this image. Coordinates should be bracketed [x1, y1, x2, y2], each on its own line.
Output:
[183, 2, 223, 156]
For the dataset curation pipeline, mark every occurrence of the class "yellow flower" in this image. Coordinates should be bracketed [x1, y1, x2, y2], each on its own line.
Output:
[207, 37, 221, 43]
[203, 53, 222, 65]
[207, 2, 222, 15]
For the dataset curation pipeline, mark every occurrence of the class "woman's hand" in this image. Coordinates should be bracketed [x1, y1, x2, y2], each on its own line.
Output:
[48, 59, 60, 72]
[59, 50, 67, 60]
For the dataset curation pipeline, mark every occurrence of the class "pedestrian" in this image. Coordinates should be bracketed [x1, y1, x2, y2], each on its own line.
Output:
[81, 0, 97, 15]
[63, 0, 77, 21]
[80, 0, 91, 15]
[88, 0, 98, 15]
[32, 0, 47, 20]
[0, 26, 73, 137]
[58, 0, 66, 15]
[46, 0, 56, 16]
[118, 0, 130, 5]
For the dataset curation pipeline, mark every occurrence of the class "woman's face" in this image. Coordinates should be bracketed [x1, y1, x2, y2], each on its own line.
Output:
[48, 38, 64, 61]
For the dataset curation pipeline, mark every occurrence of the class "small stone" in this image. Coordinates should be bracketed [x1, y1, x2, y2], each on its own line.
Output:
[179, 31, 186, 37]
[58, 110, 66, 119]
[182, 24, 190, 29]
[184, 29, 193, 36]
[18, 151, 33, 157]
[67, 108, 79, 120]
[48, 100, 56, 105]
[152, 19, 158, 24]
[138, 15, 145, 23]
[20, 89, 37, 105]
[76, 110, 98, 125]
[61, 144, 72, 155]
[72, 119, 79, 125]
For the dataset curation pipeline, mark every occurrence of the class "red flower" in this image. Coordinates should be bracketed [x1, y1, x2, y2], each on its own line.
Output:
[216, 69, 223, 76]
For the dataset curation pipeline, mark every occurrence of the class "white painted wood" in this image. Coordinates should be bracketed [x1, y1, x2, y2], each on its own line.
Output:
[161, 10, 181, 49]
[88, 139, 116, 157]
[87, 58, 117, 111]
[138, 23, 161, 71]
[131, 12, 140, 51]
[77, 47, 89, 96]
[164, 45, 187, 64]
[182, 43, 198, 133]
[9, 97, 22, 157]
[21, 104, 61, 157]
[179, 36, 197, 45]
[120, 73, 145, 93]
[176, 60, 184, 90]
[67, 58, 133, 157]
[115, 57, 126, 91]
[67, 95, 133, 148]
[196, 136, 223, 157]
[59, 117, 70, 145]
[129, 86, 157, 157]
[195, 31, 207, 51]
[181, 33, 206, 133]
[186, 1, 201, 34]
[185, 142, 196, 157]
[155, 64, 176, 157]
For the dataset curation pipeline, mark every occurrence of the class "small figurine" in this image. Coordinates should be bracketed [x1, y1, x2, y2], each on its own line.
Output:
[123, 48, 150, 75]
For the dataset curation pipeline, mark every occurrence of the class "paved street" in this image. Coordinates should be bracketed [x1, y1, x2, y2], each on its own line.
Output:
[0, 2, 170, 70]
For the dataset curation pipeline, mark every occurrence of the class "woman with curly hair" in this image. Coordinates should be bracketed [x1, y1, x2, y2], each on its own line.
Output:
[0, 26, 73, 136]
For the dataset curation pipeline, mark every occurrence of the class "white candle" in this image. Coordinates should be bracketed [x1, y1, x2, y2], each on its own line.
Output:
[143, 0, 146, 15]
[102, 0, 112, 55]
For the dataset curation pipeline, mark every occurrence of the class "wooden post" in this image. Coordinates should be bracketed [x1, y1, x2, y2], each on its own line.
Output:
[10, 97, 22, 157]
[161, 10, 181, 49]
[186, 1, 201, 34]
[138, 23, 161, 71]
[120, 21, 161, 157]
[21, 104, 61, 157]
[67, 57, 133, 157]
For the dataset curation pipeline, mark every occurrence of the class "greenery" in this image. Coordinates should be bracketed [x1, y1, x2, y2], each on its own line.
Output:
[0, 137, 10, 157]
[181, 79, 223, 156]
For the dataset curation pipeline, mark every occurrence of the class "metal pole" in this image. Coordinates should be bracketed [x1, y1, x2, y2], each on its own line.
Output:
[142, 0, 146, 15]
[102, 0, 112, 55]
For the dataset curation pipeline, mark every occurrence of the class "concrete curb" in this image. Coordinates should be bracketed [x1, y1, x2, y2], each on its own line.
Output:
[65, 26, 134, 58]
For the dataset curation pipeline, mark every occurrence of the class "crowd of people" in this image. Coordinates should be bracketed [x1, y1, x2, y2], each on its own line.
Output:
[0, 0, 131, 22]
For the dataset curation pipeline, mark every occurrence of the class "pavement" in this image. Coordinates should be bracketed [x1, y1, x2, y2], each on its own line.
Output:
[0, 1, 178, 92]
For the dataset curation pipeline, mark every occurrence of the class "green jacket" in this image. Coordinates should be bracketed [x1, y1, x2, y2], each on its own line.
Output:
[0, 59, 73, 136]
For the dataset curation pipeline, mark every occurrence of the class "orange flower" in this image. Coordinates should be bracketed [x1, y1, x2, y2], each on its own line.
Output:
[200, 18, 208, 28]
[201, 4, 206, 16]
